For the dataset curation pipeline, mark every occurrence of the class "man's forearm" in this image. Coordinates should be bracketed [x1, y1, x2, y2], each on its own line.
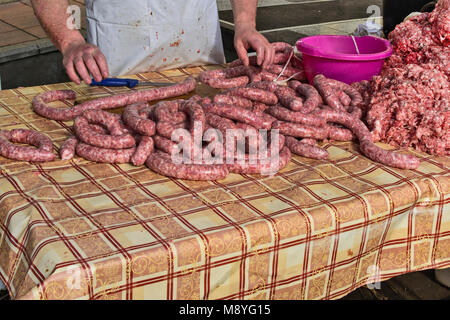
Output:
[31, 0, 85, 54]
[230, 0, 258, 27]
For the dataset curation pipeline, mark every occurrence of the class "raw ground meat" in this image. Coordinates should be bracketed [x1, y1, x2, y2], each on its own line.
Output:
[364, 0, 450, 156]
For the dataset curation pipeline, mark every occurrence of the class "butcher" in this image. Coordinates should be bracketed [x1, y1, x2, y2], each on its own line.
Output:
[30, 0, 275, 85]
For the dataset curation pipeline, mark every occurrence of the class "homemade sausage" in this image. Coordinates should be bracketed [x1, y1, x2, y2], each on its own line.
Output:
[313, 75, 347, 112]
[213, 94, 253, 109]
[272, 120, 329, 140]
[74, 113, 136, 149]
[32, 90, 77, 121]
[131, 136, 154, 166]
[274, 86, 304, 111]
[60, 135, 78, 160]
[289, 81, 322, 113]
[267, 105, 326, 127]
[285, 136, 328, 160]
[316, 110, 420, 169]
[33, 77, 196, 121]
[154, 100, 187, 123]
[122, 102, 156, 136]
[76, 142, 136, 163]
[224, 87, 278, 105]
[0, 129, 55, 162]
[156, 121, 189, 139]
[146, 150, 229, 181]
[203, 103, 274, 130]
[227, 146, 292, 175]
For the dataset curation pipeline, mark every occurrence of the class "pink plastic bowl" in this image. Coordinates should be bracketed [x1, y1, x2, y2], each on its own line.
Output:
[296, 35, 393, 84]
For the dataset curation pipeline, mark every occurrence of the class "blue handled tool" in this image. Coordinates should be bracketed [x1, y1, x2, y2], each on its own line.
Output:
[90, 78, 172, 88]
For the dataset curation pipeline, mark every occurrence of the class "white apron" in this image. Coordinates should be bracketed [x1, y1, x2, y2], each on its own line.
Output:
[85, 0, 226, 76]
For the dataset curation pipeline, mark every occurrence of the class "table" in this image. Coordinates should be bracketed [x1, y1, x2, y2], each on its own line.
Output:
[0, 66, 449, 300]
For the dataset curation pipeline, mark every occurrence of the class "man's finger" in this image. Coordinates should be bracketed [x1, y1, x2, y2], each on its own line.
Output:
[83, 54, 102, 82]
[256, 44, 265, 66]
[235, 40, 249, 66]
[93, 50, 109, 78]
[263, 44, 274, 68]
[64, 59, 81, 85]
[74, 56, 92, 84]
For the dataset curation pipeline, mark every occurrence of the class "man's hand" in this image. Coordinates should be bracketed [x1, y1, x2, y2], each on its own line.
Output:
[234, 22, 274, 68]
[62, 40, 109, 85]
[230, 0, 274, 69]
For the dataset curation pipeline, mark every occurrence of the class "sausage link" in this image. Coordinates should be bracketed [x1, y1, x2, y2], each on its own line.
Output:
[74, 115, 136, 149]
[76, 142, 136, 164]
[227, 146, 292, 175]
[0, 130, 56, 162]
[328, 78, 363, 107]
[131, 136, 154, 166]
[252, 102, 269, 113]
[316, 110, 420, 169]
[71, 77, 196, 118]
[326, 125, 355, 141]
[224, 87, 278, 105]
[272, 120, 328, 140]
[10, 128, 54, 153]
[267, 105, 326, 127]
[204, 103, 273, 130]
[336, 91, 351, 107]
[285, 136, 328, 160]
[156, 121, 189, 139]
[313, 75, 347, 112]
[265, 64, 305, 81]
[122, 102, 156, 136]
[82, 109, 125, 136]
[146, 151, 229, 181]
[289, 81, 322, 113]
[213, 94, 253, 109]
[32, 90, 77, 121]
[154, 100, 187, 123]
[153, 135, 179, 155]
[274, 86, 304, 111]
[179, 99, 206, 136]
[246, 81, 278, 93]
[60, 136, 78, 160]
[198, 66, 252, 89]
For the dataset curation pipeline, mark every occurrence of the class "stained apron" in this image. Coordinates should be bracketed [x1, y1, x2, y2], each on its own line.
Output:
[85, 0, 226, 76]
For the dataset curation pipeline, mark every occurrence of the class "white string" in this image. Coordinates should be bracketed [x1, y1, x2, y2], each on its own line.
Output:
[352, 35, 360, 54]
[274, 45, 295, 82]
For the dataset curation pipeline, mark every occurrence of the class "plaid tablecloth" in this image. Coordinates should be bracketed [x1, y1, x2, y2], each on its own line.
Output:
[0, 66, 449, 300]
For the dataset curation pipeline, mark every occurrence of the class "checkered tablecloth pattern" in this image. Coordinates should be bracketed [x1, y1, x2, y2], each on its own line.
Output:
[0, 66, 449, 300]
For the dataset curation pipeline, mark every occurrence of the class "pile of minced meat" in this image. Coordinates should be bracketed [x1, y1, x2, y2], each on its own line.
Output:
[361, 0, 449, 156]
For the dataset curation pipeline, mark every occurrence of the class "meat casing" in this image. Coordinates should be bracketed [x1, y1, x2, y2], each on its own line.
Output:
[0, 129, 55, 162]
[285, 136, 328, 160]
[60, 135, 78, 160]
[267, 105, 326, 127]
[74, 111, 136, 149]
[32, 77, 196, 121]
[122, 102, 156, 136]
[203, 103, 274, 130]
[272, 120, 329, 140]
[313, 75, 347, 112]
[32, 90, 77, 121]
[224, 87, 278, 105]
[289, 81, 323, 113]
[76, 142, 136, 163]
[131, 136, 154, 166]
[146, 151, 229, 181]
[227, 146, 292, 175]
[274, 86, 304, 111]
[317, 110, 420, 169]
